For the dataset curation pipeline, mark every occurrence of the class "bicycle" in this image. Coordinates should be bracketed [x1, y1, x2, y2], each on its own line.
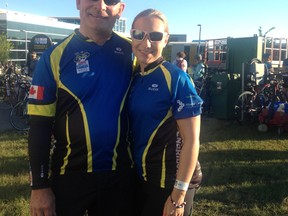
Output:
[9, 80, 31, 131]
[0, 72, 17, 109]
[0, 66, 30, 110]
[192, 65, 213, 114]
[234, 73, 288, 124]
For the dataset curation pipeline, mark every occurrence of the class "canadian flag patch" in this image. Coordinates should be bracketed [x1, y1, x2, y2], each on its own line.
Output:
[28, 85, 44, 100]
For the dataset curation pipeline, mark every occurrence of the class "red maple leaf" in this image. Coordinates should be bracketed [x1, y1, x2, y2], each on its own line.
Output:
[29, 86, 36, 95]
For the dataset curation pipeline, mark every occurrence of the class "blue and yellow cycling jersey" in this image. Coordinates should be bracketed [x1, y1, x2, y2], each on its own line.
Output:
[128, 61, 203, 188]
[28, 30, 134, 175]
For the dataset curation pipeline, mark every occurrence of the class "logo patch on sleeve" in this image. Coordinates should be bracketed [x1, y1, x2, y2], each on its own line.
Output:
[28, 85, 44, 100]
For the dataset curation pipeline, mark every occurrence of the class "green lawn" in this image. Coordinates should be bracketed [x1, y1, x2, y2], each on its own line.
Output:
[0, 117, 287, 216]
[194, 117, 288, 216]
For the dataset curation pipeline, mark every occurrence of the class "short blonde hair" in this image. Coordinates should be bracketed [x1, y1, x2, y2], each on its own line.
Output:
[131, 9, 169, 33]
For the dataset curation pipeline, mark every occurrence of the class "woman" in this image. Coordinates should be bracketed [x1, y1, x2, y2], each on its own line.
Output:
[172, 51, 188, 72]
[128, 9, 203, 216]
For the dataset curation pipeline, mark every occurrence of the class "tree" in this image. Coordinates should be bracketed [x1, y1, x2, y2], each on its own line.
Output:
[258, 26, 275, 37]
[0, 33, 14, 63]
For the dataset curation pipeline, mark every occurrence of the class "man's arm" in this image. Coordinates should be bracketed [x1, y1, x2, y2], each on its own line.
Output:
[28, 115, 56, 215]
[28, 115, 54, 189]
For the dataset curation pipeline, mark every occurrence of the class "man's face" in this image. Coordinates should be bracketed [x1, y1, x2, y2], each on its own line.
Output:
[31, 53, 36, 59]
[76, 0, 125, 34]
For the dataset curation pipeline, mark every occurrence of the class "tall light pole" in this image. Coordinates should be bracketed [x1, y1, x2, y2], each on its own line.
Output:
[20, 30, 28, 62]
[4, 0, 8, 10]
[197, 24, 202, 55]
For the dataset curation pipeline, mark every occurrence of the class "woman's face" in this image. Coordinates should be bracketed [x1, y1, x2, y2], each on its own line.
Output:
[131, 16, 169, 70]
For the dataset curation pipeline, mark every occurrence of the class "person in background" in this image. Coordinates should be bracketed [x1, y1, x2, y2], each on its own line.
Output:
[26, 51, 39, 77]
[128, 8, 203, 216]
[28, 0, 135, 215]
[188, 54, 206, 81]
[173, 51, 188, 72]
[262, 53, 274, 74]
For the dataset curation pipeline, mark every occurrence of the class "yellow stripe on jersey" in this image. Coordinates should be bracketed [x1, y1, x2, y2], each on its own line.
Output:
[160, 143, 168, 188]
[50, 34, 74, 85]
[57, 84, 93, 173]
[160, 64, 172, 94]
[112, 85, 129, 170]
[49, 33, 93, 173]
[28, 103, 56, 117]
[142, 66, 173, 181]
[60, 113, 72, 174]
[142, 109, 173, 181]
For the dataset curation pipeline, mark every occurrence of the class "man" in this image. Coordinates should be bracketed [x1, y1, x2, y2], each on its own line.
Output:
[28, 0, 135, 215]
[26, 51, 39, 77]
[189, 54, 206, 81]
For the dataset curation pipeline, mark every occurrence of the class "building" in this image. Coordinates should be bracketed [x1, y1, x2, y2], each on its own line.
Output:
[0, 9, 128, 65]
[113, 17, 127, 33]
[55, 16, 127, 33]
[169, 34, 187, 42]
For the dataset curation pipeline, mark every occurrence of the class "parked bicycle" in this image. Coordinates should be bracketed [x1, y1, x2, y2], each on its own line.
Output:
[234, 67, 288, 124]
[0, 66, 30, 110]
[9, 78, 31, 131]
[0, 72, 17, 109]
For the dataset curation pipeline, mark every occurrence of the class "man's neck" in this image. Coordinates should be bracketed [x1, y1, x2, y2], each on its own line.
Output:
[77, 28, 113, 45]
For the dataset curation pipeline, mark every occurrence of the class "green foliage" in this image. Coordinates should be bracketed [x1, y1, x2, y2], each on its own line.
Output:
[0, 33, 14, 63]
[163, 45, 172, 62]
[258, 26, 276, 37]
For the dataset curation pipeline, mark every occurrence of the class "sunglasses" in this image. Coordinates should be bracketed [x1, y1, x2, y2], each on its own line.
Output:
[97, 0, 120, 6]
[130, 29, 167, 42]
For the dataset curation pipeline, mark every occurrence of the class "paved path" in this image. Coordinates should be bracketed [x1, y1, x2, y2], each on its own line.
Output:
[0, 105, 14, 132]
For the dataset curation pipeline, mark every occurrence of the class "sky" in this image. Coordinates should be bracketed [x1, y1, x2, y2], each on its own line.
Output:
[2, 0, 288, 42]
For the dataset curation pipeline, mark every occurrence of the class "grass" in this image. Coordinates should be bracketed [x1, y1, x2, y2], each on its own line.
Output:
[0, 117, 288, 216]
[0, 132, 30, 216]
[194, 117, 288, 216]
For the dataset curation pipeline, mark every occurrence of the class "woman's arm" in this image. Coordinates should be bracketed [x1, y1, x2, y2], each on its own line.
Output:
[163, 115, 201, 216]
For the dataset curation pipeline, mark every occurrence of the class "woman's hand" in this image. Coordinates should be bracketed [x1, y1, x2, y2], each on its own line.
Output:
[163, 196, 184, 216]
[162, 190, 186, 216]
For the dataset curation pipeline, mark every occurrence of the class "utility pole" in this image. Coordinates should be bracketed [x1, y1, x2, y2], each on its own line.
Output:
[20, 30, 28, 62]
[197, 24, 202, 55]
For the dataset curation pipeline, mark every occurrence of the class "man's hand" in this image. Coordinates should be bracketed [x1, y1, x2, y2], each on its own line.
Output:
[30, 188, 56, 216]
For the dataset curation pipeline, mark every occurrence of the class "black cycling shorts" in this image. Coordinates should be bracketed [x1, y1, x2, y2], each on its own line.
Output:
[51, 169, 136, 216]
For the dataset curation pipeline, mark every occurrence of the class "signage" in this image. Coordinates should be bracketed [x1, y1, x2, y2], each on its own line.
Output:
[29, 34, 52, 54]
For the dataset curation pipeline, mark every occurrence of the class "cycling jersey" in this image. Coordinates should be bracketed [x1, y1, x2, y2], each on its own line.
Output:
[128, 60, 203, 188]
[28, 30, 134, 187]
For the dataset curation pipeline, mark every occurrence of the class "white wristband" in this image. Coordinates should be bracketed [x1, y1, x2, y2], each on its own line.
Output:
[174, 179, 189, 191]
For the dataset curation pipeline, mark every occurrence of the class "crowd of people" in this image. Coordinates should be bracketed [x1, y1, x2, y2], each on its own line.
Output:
[0, 51, 39, 77]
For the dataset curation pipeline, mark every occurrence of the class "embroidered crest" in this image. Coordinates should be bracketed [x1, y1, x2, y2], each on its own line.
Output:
[74, 51, 90, 74]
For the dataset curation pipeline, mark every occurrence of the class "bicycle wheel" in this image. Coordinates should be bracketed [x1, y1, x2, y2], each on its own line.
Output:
[193, 80, 202, 96]
[234, 91, 259, 123]
[9, 100, 30, 131]
[276, 90, 288, 103]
